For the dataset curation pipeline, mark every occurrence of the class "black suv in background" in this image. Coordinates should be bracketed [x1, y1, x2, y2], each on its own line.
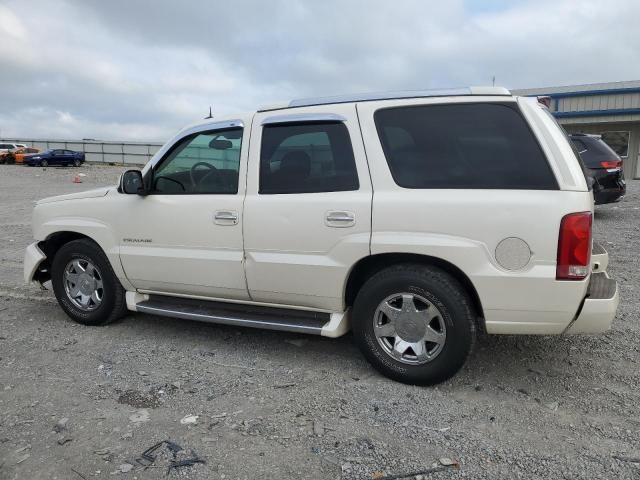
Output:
[570, 133, 626, 204]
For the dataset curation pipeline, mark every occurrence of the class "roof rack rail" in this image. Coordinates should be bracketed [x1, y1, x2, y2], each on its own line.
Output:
[258, 86, 510, 112]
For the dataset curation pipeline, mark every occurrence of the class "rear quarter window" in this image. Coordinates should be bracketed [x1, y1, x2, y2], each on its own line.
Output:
[374, 103, 558, 190]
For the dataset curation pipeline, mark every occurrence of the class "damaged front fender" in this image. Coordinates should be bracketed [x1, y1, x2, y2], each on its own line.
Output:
[24, 242, 49, 286]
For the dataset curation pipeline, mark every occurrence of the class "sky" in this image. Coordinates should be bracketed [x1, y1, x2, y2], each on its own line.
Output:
[0, 0, 638, 141]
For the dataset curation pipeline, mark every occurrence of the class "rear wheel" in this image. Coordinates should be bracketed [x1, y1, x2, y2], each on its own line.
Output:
[51, 239, 128, 325]
[352, 264, 476, 385]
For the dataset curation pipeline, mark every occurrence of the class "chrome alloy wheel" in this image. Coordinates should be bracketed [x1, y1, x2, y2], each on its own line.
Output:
[63, 259, 104, 311]
[373, 292, 446, 365]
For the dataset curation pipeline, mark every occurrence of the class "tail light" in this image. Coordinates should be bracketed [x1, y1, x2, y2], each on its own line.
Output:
[556, 212, 592, 280]
[600, 160, 622, 169]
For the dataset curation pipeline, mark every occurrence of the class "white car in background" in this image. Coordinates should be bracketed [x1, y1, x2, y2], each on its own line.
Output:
[0, 142, 20, 163]
[24, 87, 619, 385]
[0, 142, 19, 154]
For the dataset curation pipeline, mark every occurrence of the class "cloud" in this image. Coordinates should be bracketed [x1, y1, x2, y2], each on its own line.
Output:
[0, 0, 638, 141]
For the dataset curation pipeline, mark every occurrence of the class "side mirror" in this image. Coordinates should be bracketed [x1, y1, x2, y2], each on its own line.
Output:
[221, 130, 242, 140]
[120, 170, 146, 195]
[209, 138, 232, 150]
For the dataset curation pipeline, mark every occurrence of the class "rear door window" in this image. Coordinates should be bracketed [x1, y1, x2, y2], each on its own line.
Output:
[374, 103, 558, 190]
[259, 122, 359, 194]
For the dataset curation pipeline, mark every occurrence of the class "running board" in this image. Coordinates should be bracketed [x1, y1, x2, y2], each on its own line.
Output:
[134, 294, 343, 336]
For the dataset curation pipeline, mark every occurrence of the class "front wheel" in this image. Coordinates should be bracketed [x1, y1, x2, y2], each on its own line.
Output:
[40, 159, 48, 167]
[352, 264, 476, 385]
[73, 158, 81, 167]
[51, 239, 128, 325]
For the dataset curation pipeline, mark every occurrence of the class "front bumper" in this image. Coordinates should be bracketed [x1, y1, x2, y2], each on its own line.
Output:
[24, 242, 46, 284]
[564, 242, 619, 334]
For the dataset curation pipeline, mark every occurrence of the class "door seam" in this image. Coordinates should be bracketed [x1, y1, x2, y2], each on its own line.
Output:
[355, 103, 374, 256]
[241, 112, 256, 301]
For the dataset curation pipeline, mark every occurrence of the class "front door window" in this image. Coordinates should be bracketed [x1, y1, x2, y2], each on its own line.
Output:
[153, 128, 243, 194]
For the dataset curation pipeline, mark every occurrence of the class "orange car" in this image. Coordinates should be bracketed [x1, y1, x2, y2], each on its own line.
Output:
[13, 146, 40, 164]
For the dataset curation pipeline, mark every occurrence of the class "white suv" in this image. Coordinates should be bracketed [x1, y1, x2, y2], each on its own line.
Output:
[0, 142, 19, 154]
[24, 87, 619, 384]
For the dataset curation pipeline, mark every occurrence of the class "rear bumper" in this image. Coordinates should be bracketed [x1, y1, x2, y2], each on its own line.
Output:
[592, 169, 626, 204]
[24, 242, 46, 284]
[591, 241, 608, 272]
[564, 244, 619, 334]
[594, 188, 625, 205]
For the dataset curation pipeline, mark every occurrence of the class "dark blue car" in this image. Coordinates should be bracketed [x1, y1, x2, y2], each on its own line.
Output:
[26, 149, 85, 167]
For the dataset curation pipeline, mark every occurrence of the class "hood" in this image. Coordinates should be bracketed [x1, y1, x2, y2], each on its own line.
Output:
[37, 186, 114, 204]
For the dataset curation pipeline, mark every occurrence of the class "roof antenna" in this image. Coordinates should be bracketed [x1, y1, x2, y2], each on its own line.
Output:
[492, 75, 496, 86]
[205, 106, 213, 119]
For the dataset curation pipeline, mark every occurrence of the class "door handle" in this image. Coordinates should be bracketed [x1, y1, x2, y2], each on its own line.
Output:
[214, 211, 238, 225]
[325, 211, 355, 227]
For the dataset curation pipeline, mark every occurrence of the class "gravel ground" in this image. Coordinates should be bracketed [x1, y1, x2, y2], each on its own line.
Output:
[0, 164, 638, 480]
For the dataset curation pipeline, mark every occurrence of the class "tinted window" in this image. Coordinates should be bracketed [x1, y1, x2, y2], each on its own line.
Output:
[260, 122, 359, 194]
[572, 136, 620, 168]
[375, 103, 558, 189]
[153, 128, 242, 194]
[571, 139, 588, 153]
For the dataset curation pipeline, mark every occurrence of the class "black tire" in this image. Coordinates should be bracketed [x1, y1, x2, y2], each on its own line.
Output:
[41, 159, 48, 167]
[352, 264, 476, 385]
[51, 239, 128, 326]
[73, 158, 81, 167]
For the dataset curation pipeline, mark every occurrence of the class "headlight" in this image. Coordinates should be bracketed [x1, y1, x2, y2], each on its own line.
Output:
[32, 156, 41, 160]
